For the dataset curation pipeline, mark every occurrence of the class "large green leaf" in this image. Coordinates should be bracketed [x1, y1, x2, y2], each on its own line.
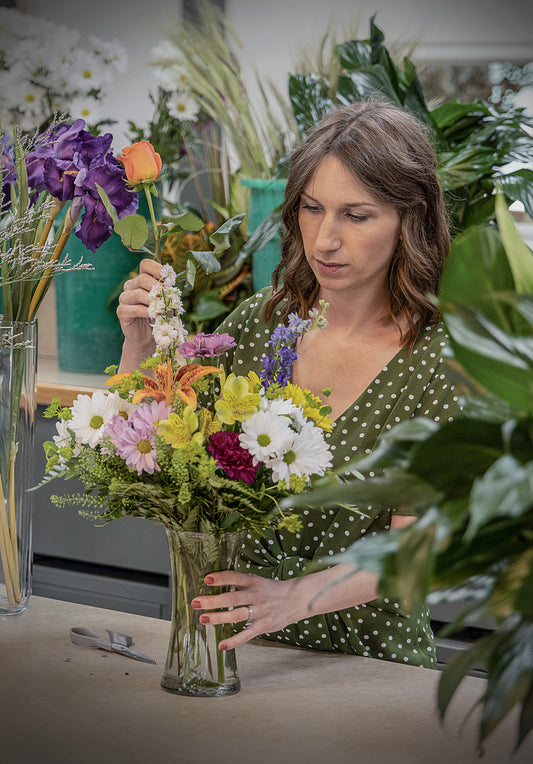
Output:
[495, 191, 533, 294]
[439, 225, 514, 327]
[408, 418, 504, 498]
[437, 636, 491, 719]
[431, 100, 491, 131]
[480, 622, 533, 743]
[498, 170, 533, 220]
[491, 549, 533, 618]
[438, 146, 497, 190]
[467, 456, 533, 539]
[335, 39, 372, 70]
[288, 74, 335, 137]
[444, 308, 533, 413]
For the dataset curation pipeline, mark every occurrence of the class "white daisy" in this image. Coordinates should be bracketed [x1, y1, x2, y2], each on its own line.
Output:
[168, 90, 200, 122]
[269, 421, 332, 484]
[69, 390, 118, 448]
[239, 410, 294, 465]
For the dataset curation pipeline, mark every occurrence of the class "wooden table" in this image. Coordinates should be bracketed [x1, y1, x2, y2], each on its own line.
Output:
[0, 596, 530, 764]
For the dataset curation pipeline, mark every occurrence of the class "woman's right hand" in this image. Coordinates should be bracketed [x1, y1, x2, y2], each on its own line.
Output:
[117, 258, 162, 372]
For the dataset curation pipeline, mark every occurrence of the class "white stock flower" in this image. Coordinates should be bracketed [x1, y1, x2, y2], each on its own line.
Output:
[153, 322, 179, 349]
[69, 390, 118, 448]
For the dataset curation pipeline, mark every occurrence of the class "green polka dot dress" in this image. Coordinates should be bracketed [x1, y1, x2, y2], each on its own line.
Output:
[217, 289, 460, 668]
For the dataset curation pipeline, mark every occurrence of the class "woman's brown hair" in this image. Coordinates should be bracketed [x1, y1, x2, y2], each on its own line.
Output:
[264, 100, 450, 348]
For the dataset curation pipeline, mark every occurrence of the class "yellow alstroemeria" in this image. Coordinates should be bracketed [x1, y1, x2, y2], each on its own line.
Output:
[157, 406, 203, 448]
[284, 383, 334, 433]
[215, 373, 261, 425]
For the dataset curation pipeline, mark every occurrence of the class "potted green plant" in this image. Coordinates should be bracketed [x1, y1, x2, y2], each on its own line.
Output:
[287, 194, 533, 752]
[288, 16, 533, 231]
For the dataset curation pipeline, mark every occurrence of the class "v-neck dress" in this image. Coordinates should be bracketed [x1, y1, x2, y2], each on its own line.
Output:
[216, 288, 460, 668]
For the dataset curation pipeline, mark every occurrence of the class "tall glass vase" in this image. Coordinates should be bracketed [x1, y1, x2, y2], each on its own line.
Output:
[161, 529, 244, 697]
[0, 319, 37, 615]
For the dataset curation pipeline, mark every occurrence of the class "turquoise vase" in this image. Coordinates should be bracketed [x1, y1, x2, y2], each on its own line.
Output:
[241, 179, 287, 291]
[54, 196, 159, 374]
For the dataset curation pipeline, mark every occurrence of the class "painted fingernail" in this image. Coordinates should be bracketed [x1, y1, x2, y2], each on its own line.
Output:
[200, 615, 210, 624]
[204, 576, 214, 585]
[191, 600, 201, 609]
[219, 643, 227, 651]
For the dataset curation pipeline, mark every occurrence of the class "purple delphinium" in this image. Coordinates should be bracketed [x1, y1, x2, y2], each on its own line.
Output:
[260, 316, 303, 388]
[179, 332, 236, 359]
[25, 119, 138, 252]
[0, 135, 16, 212]
[208, 430, 258, 484]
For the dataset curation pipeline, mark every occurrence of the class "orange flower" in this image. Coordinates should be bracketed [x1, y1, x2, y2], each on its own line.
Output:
[106, 362, 221, 410]
[118, 141, 162, 185]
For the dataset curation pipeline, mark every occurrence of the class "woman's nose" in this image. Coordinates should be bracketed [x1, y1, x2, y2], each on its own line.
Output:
[315, 216, 341, 252]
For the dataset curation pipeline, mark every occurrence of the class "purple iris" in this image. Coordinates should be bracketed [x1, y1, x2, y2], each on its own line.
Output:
[1, 135, 16, 212]
[25, 119, 138, 252]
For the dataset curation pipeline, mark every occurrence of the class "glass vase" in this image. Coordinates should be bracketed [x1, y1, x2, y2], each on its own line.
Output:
[0, 319, 37, 615]
[161, 529, 244, 697]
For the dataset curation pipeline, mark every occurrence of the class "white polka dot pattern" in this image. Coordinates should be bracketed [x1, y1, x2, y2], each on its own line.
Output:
[216, 289, 460, 668]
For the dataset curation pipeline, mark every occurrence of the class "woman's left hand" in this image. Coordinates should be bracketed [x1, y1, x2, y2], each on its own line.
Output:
[191, 571, 302, 651]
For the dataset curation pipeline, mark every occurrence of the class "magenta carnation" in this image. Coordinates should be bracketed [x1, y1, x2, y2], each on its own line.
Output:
[208, 430, 258, 484]
[179, 332, 236, 359]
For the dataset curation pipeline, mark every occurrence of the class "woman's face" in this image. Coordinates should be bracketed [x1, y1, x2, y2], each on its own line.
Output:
[298, 155, 401, 299]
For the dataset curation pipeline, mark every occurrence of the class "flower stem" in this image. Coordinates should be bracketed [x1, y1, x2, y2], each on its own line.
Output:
[144, 186, 161, 262]
[0, 471, 20, 605]
[27, 212, 78, 321]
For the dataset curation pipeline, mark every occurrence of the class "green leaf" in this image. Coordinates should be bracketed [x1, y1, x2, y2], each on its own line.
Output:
[491, 548, 533, 618]
[185, 258, 197, 289]
[394, 523, 436, 612]
[439, 225, 514, 325]
[188, 250, 221, 274]
[498, 169, 533, 221]
[480, 622, 533, 744]
[444, 307, 533, 413]
[190, 290, 230, 321]
[467, 456, 533, 539]
[409, 418, 504, 498]
[114, 214, 149, 250]
[517, 683, 533, 751]
[169, 211, 205, 233]
[209, 213, 246, 254]
[495, 190, 533, 294]
[95, 183, 118, 224]
[437, 637, 490, 718]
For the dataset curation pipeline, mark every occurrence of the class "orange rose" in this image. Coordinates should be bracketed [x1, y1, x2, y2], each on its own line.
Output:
[118, 141, 162, 185]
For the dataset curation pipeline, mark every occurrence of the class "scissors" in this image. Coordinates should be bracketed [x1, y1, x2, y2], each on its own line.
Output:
[70, 627, 156, 664]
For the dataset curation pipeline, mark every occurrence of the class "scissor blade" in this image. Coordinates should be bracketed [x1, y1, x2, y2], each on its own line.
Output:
[111, 643, 156, 664]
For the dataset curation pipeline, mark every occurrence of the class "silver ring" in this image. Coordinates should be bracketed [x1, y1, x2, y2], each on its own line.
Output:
[244, 605, 253, 629]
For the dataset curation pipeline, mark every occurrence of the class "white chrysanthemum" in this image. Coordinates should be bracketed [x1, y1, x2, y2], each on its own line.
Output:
[269, 421, 332, 484]
[69, 49, 109, 91]
[168, 90, 200, 121]
[239, 411, 295, 465]
[109, 390, 136, 420]
[89, 35, 128, 74]
[69, 390, 118, 448]
[68, 95, 101, 125]
[53, 420, 82, 459]
[260, 395, 306, 431]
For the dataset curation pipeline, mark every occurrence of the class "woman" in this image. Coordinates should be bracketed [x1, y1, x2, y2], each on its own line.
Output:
[117, 101, 459, 667]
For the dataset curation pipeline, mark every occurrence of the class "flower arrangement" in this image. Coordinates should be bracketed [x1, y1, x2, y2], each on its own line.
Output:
[41, 268, 333, 537]
[0, 7, 127, 133]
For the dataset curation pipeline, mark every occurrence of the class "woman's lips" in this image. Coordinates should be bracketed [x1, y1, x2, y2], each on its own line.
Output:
[315, 258, 345, 274]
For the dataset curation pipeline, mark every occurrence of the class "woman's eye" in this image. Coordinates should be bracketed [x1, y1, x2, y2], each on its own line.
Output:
[346, 213, 368, 223]
[301, 202, 321, 214]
